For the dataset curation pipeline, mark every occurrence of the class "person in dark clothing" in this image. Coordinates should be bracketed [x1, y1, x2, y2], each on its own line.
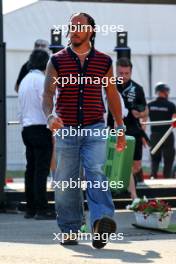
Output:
[15, 39, 49, 93]
[108, 57, 148, 196]
[148, 83, 176, 178]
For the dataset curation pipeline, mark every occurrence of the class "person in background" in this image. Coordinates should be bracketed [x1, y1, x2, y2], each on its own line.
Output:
[15, 39, 49, 93]
[18, 50, 53, 220]
[108, 57, 148, 199]
[148, 83, 176, 178]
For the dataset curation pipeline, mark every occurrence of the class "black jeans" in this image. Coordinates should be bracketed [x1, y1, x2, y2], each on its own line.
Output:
[22, 125, 53, 213]
[150, 132, 175, 178]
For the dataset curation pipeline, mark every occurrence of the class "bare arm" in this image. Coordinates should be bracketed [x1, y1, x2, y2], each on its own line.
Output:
[43, 60, 64, 131]
[140, 106, 148, 118]
[105, 66, 124, 126]
[105, 65, 126, 152]
[42, 60, 57, 117]
[132, 106, 148, 119]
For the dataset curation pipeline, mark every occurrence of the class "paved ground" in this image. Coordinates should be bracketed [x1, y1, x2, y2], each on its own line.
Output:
[0, 210, 176, 264]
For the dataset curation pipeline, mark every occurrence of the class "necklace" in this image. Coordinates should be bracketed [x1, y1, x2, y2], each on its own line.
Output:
[70, 45, 91, 56]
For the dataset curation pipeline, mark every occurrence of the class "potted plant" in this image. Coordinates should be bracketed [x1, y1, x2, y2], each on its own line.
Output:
[127, 197, 172, 229]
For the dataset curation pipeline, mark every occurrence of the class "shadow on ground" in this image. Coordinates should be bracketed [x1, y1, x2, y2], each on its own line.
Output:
[67, 244, 161, 263]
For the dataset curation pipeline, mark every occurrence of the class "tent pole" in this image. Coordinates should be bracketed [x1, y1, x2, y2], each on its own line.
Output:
[0, 0, 6, 209]
[148, 54, 152, 98]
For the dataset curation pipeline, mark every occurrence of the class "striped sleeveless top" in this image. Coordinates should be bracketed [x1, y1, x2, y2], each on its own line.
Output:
[51, 46, 112, 127]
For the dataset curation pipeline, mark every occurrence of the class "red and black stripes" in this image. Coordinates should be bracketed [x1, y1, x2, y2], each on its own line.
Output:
[51, 46, 112, 126]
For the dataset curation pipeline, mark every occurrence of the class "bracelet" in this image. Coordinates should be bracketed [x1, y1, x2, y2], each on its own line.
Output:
[116, 124, 126, 132]
[47, 114, 56, 123]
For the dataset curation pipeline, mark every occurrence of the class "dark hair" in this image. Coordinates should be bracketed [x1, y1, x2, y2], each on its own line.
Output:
[28, 49, 49, 71]
[67, 12, 96, 47]
[116, 57, 133, 69]
[155, 83, 170, 93]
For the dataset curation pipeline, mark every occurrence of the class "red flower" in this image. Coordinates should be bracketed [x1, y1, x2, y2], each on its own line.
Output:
[130, 198, 172, 220]
[148, 200, 157, 206]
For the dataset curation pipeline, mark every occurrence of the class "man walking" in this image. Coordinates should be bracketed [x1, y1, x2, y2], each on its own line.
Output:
[43, 13, 126, 248]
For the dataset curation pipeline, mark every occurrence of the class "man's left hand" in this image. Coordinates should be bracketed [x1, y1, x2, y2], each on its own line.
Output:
[116, 134, 127, 152]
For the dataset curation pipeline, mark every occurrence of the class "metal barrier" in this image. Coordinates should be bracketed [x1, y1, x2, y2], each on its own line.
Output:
[6, 96, 25, 171]
[141, 119, 176, 155]
[6, 96, 176, 172]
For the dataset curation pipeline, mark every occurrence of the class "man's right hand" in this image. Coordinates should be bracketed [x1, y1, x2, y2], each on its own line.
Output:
[48, 116, 64, 131]
[131, 109, 141, 119]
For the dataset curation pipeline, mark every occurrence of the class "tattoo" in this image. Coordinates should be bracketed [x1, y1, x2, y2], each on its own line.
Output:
[42, 60, 57, 117]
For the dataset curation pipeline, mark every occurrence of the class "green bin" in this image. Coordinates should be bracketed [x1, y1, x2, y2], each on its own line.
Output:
[103, 135, 135, 193]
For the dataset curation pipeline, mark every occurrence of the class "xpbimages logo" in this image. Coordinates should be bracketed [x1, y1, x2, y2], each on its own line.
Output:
[53, 230, 124, 243]
[53, 74, 123, 88]
[53, 127, 124, 139]
[53, 23, 124, 36]
[52, 178, 124, 191]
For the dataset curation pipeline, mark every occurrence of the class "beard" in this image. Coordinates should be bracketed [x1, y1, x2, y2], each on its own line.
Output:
[70, 34, 89, 47]
[72, 41, 82, 47]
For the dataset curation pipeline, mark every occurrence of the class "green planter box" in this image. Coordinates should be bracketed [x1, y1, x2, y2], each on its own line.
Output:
[103, 135, 135, 193]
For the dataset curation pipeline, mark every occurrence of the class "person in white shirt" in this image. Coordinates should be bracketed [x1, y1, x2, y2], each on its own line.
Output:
[18, 50, 53, 220]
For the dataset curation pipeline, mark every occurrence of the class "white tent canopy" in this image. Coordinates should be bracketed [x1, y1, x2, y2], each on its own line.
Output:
[4, 1, 176, 97]
[4, 1, 176, 54]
